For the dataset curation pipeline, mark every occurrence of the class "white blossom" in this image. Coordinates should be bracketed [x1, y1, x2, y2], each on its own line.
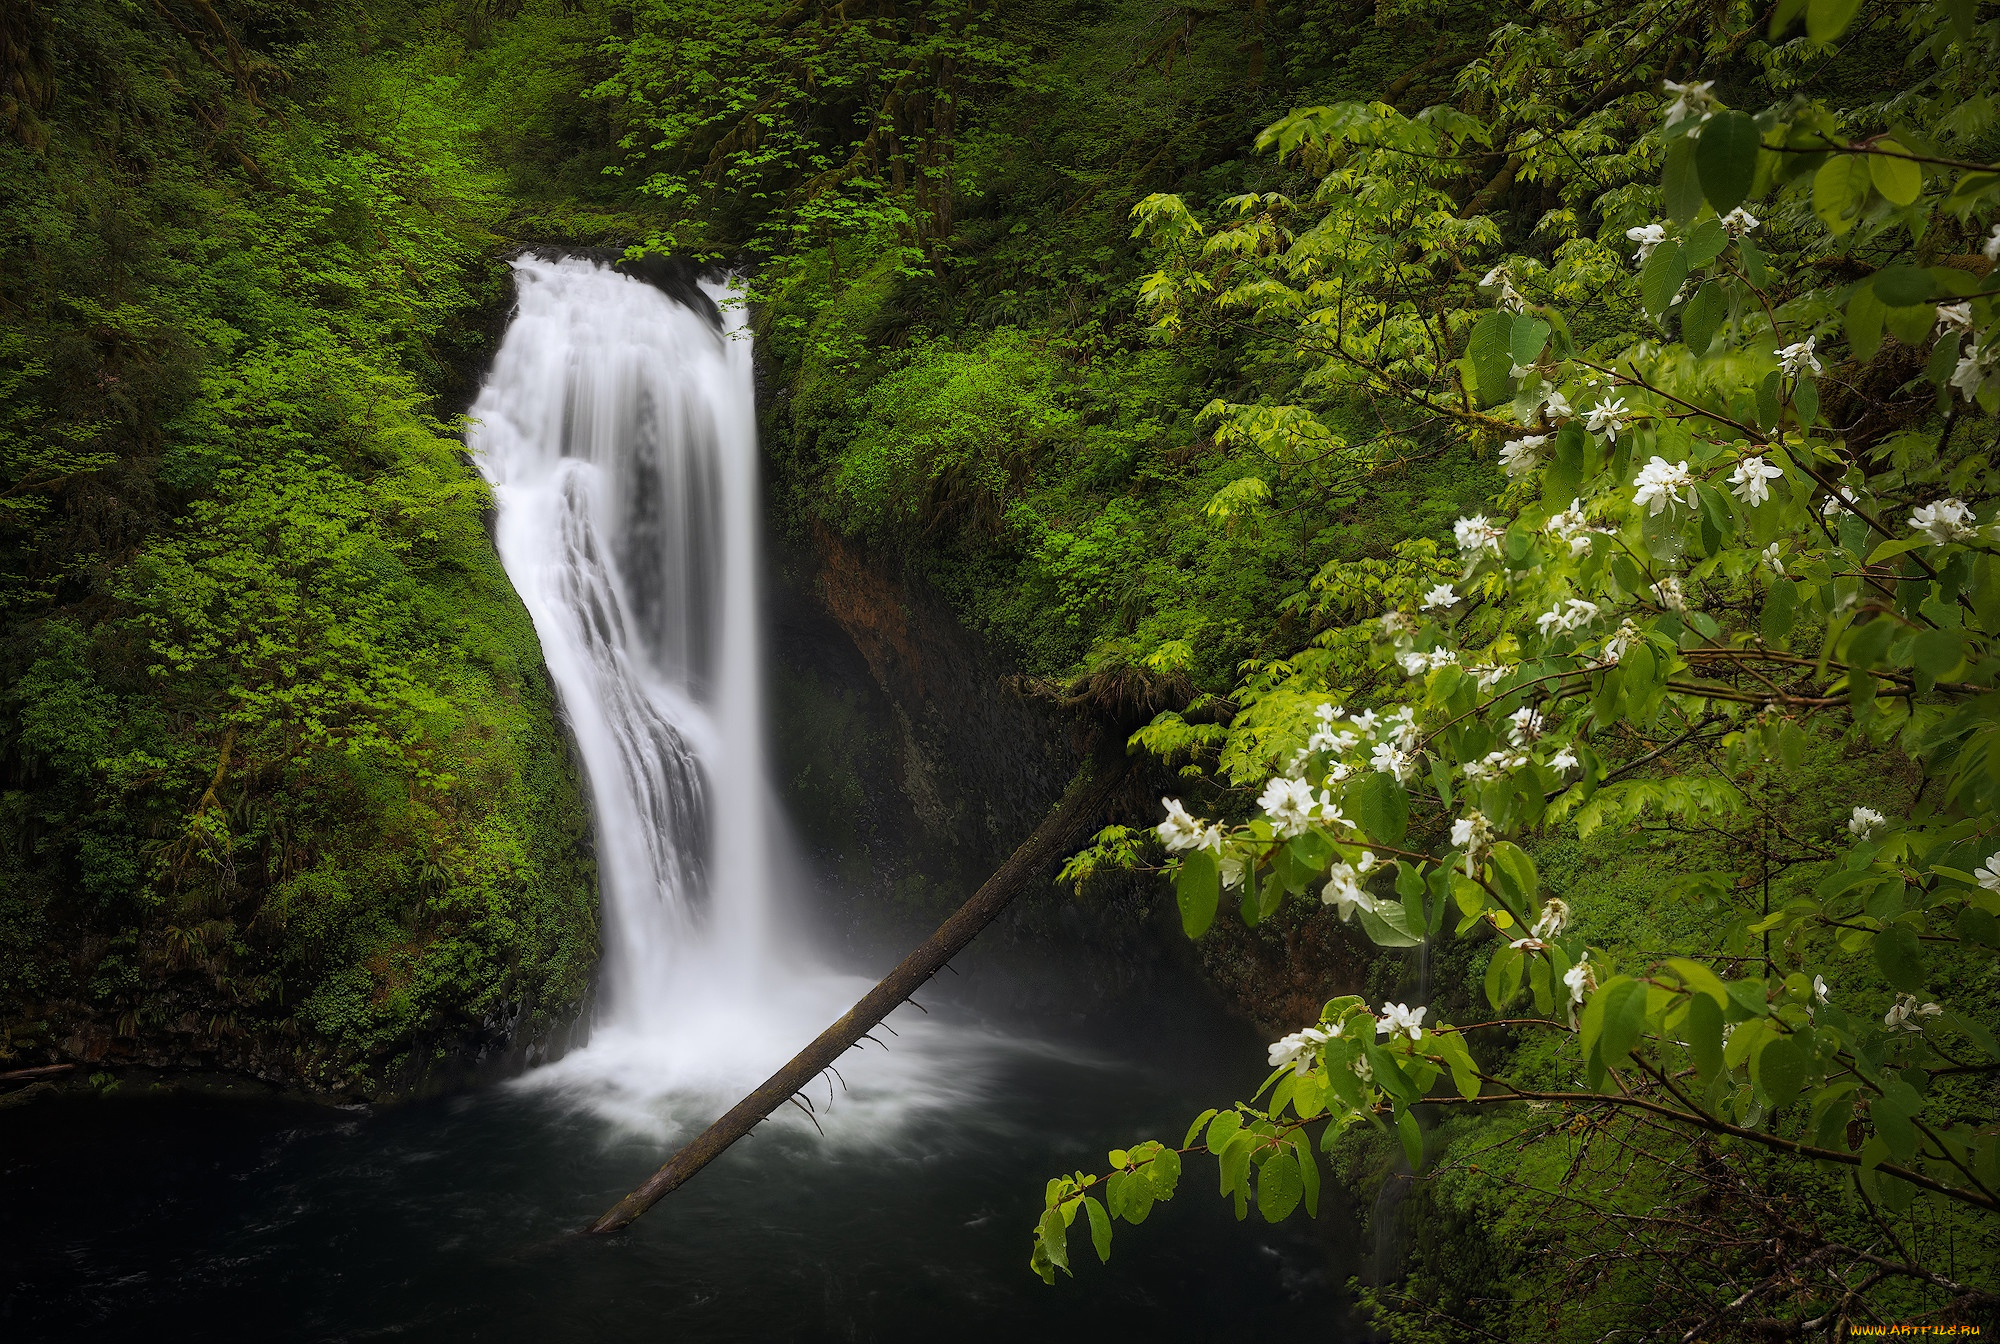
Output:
[1542, 389, 1573, 419]
[1309, 723, 1360, 755]
[1951, 342, 1998, 403]
[1509, 706, 1546, 745]
[1603, 619, 1641, 663]
[1729, 455, 1783, 507]
[1378, 610, 1413, 637]
[1586, 397, 1633, 440]
[1158, 798, 1220, 854]
[1985, 225, 2000, 263]
[1351, 1051, 1373, 1083]
[1370, 742, 1418, 782]
[1821, 486, 1860, 518]
[1911, 498, 1977, 546]
[1421, 583, 1459, 611]
[1261, 776, 1346, 838]
[1626, 222, 1667, 265]
[1662, 79, 1715, 127]
[1651, 575, 1687, 613]
[1812, 975, 1831, 1005]
[1777, 337, 1821, 377]
[1975, 853, 2000, 893]
[1548, 748, 1580, 776]
[1454, 514, 1506, 557]
[1376, 1002, 1428, 1042]
[1479, 263, 1511, 288]
[1847, 805, 1888, 840]
[1451, 810, 1494, 873]
[1537, 598, 1598, 637]
[1547, 501, 1600, 559]
[1632, 455, 1695, 515]
[1532, 897, 1571, 939]
[1221, 854, 1245, 889]
[1470, 662, 1512, 691]
[1760, 543, 1785, 575]
[1720, 206, 1759, 237]
[1884, 993, 1943, 1033]
[1564, 953, 1593, 1008]
[1500, 434, 1546, 477]
[1351, 709, 1381, 736]
[1509, 361, 1536, 379]
[1322, 862, 1382, 920]
[1268, 1025, 1331, 1075]
[1937, 302, 1974, 336]
[1463, 749, 1528, 783]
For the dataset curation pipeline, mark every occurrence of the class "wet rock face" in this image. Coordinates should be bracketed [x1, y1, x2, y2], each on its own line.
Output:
[766, 524, 1072, 949]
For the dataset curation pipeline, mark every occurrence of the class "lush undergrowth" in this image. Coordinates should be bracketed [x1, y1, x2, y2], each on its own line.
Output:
[0, 1, 596, 1091]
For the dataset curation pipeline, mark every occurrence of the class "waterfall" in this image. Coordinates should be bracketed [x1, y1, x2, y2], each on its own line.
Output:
[470, 254, 772, 1032]
[470, 254, 986, 1137]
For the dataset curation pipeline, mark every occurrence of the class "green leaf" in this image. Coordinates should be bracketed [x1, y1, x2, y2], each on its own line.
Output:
[1682, 280, 1726, 355]
[1687, 991, 1726, 1081]
[1846, 283, 1886, 362]
[1812, 155, 1872, 235]
[1867, 141, 1923, 207]
[1468, 309, 1515, 405]
[1354, 771, 1409, 845]
[1793, 376, 1818, 431]
[1486, 941, 1525, 1010]
[1872, 922, 1926, 992]
[1763, 575, 1798, 644]
[1756, 369, 1782, 432]
[1682, 217, 1727, 269]
[1663, 138, 1705, 225]
[1083, 1195, 1112, 1261]
[1807, 0, 1863, 42]
[1206, 1109, 1241, 1153]
[1913, 628, 1963, 681]
[1665, 956, 1730, 1008]
[1257, 1151, 1304, 1222]
[1510, 314, 1552, 368]
[1038, 1206, 1070, 1274]
[1695, 112, 1761, 215]
[1598, 976, 1650, 1066]
[1871, 1082, 1921, 1163]
[1873, 265, 1936, 307]
[1356, 899, 1426, 948]
[1295, 1137, 1320, 1217]
[1489, 841, 1538, 910]
[1175, 849, 1220, 939]
[1640, 239, 1689, 319]
[1752, 1033, 1807, 1110]
[1546, 422, 1587, 503]
[1396, 1108, 1423, 1172]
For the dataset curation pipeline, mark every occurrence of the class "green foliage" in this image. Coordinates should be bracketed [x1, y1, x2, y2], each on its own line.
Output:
[1030, 0, 2000, 1330]
[0, 0, 594, 1088]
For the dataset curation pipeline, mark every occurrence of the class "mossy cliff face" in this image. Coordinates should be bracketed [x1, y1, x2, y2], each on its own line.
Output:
[0, 1, 598, 1098]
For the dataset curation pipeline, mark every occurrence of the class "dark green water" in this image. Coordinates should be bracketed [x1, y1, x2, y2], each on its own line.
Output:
[0, 963, 1360, 1343]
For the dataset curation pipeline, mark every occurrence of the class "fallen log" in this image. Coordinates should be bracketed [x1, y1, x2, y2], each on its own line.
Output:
[586, 747, 1132, 1234]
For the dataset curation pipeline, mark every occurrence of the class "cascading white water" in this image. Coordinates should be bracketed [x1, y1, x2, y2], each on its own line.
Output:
[470, 255, 772, 1028]
[470, 255, 990, 1137]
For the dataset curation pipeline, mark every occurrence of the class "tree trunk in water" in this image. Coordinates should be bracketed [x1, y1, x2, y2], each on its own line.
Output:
[586, 747, 1132, 1234]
